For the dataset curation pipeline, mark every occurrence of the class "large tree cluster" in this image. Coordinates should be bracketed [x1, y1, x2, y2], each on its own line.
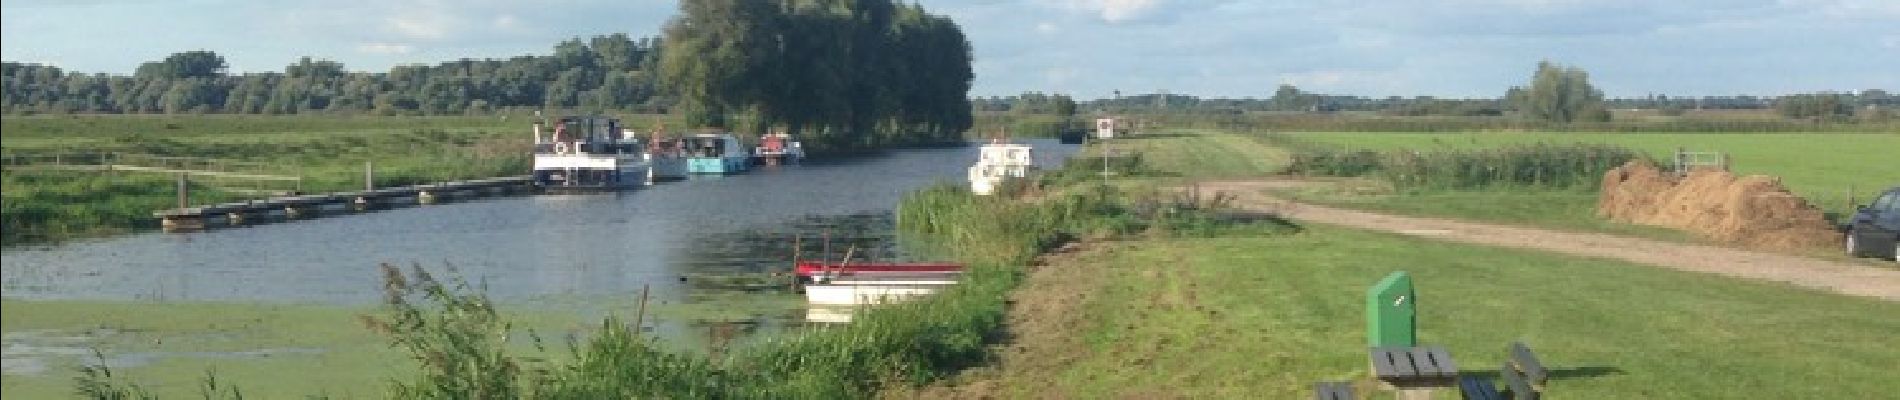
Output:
[658, 0, 974, 148]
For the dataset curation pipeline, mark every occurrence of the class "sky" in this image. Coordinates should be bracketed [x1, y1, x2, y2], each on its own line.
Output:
[3, 0, 1896, 99]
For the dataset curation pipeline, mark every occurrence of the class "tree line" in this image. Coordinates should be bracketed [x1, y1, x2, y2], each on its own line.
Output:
[983, 62, 1891, 124]
[2, 34, 667, 115]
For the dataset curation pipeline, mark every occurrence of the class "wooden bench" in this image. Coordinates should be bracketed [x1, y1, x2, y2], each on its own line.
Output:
[1495, 342, 1548, 400]
[1459, 342, 1549, 400]
[1313, 381, 1355, 400]
[1508, 342, 1548, 388]
[1369, 346, 1460, 386]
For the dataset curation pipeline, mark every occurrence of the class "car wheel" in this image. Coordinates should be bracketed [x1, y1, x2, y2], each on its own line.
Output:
[1845, 230, 1869, 258]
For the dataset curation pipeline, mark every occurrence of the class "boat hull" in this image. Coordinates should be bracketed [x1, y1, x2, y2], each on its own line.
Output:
[650, 155, 688, 181]
[532, 154, 651, 192]
[804, 281, 956, 306]
[688, 156, 751, 174]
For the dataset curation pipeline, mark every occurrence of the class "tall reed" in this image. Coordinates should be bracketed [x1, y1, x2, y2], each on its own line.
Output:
[1280, 141, 1647, 191]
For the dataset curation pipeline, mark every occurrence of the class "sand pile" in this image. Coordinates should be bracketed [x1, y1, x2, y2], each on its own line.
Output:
[1598, 160, 1839, 251]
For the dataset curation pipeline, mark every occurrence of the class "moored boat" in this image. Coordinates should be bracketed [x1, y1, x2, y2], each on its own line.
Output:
[646, 129, 689, 182]
[793, 261, 963, 283]
[753, 132, 805, 166]
[967, 139, 1034, 195]
[531, 116, 652, 193]
[683, 132, 752, 174]
[797, 260, 963, 305]
[803, 278, 958, 306]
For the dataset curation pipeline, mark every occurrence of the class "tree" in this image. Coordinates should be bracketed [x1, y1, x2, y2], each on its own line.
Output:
[136, 51, 228, 80]
[1508, 61, 1609, 123]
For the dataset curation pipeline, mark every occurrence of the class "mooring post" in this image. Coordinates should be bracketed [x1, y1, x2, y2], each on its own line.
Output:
[176, 173, 189, 209]
[633, 284, 650, 337]
[364, 161, 375, 191]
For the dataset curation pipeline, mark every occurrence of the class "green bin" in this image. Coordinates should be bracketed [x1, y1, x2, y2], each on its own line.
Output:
[1367, 271, 1416, 348]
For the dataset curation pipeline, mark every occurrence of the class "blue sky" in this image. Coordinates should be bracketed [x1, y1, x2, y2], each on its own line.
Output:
[3, 0, 1895, 99]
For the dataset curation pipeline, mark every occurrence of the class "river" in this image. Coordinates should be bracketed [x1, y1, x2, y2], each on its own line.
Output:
[2, 140, 1077, 332]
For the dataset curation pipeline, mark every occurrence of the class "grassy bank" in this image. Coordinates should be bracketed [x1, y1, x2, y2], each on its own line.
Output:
[948, 225, 1900, 398]
[1, 115, 560, 245]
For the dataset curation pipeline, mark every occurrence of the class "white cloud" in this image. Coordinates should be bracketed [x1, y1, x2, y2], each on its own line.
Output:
[386, 13, 455, 40]
[356, 42, 415, 54]
[1053, 0, 1164, 23]
[1279, 70, 1349, 87]
[494, 14, 523, 31]
[1036, 22, 1059, 34]
[1045, 66, 1080, 85]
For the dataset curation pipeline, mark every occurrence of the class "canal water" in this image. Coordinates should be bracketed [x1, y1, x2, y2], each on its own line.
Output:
[1, 140, 1077, 343]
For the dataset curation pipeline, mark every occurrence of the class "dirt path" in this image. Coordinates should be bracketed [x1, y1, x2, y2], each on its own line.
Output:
[1196, 179, 1900, 302]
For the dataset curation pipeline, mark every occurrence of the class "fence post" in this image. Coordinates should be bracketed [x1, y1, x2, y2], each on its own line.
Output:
[1673, 147, 1685, 177]
[1848, 185, 1856, 212]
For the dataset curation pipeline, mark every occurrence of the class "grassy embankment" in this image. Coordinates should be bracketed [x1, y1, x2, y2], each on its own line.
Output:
[0, 114, 687, 245]
[928, 129, 1900, 398]
[1259, 132, 1900, 240]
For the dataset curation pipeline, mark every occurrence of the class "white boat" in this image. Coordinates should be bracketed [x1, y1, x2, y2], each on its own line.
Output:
[803, 279, 958, 306]
[532, 116, 651, 192]
[967, 140, 1035, 196]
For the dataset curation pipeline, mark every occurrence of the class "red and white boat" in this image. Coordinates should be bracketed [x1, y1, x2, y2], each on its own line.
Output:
[794, 261, 962, 281]
[795, 261, 964, 306]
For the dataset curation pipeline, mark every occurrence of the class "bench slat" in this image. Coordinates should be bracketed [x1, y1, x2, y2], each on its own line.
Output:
[1370, 347, 1416, 379]
[1312, 381, 1355, 400]
[1458, 376, 1502, 400]
[1509, 342, 1548, 387]
[1420, 346, 1460, 377]
[1408, 347, 1441, 377]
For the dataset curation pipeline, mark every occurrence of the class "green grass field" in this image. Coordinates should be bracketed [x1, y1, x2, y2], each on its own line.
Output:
[981, 226, 1900, 398]
[0, 115, 599, 245]
[1273, 132, 1900, 214]
[1098, 129, 1288, 179]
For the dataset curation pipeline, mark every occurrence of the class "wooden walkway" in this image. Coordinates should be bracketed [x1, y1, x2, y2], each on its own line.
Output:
[152, 176, 535, 231]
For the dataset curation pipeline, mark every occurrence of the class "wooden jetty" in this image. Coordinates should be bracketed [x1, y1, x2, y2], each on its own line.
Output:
[153, 176, 535, 232]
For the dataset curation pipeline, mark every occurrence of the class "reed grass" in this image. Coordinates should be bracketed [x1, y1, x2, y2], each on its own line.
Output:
[1279, 138, 1648, 191]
